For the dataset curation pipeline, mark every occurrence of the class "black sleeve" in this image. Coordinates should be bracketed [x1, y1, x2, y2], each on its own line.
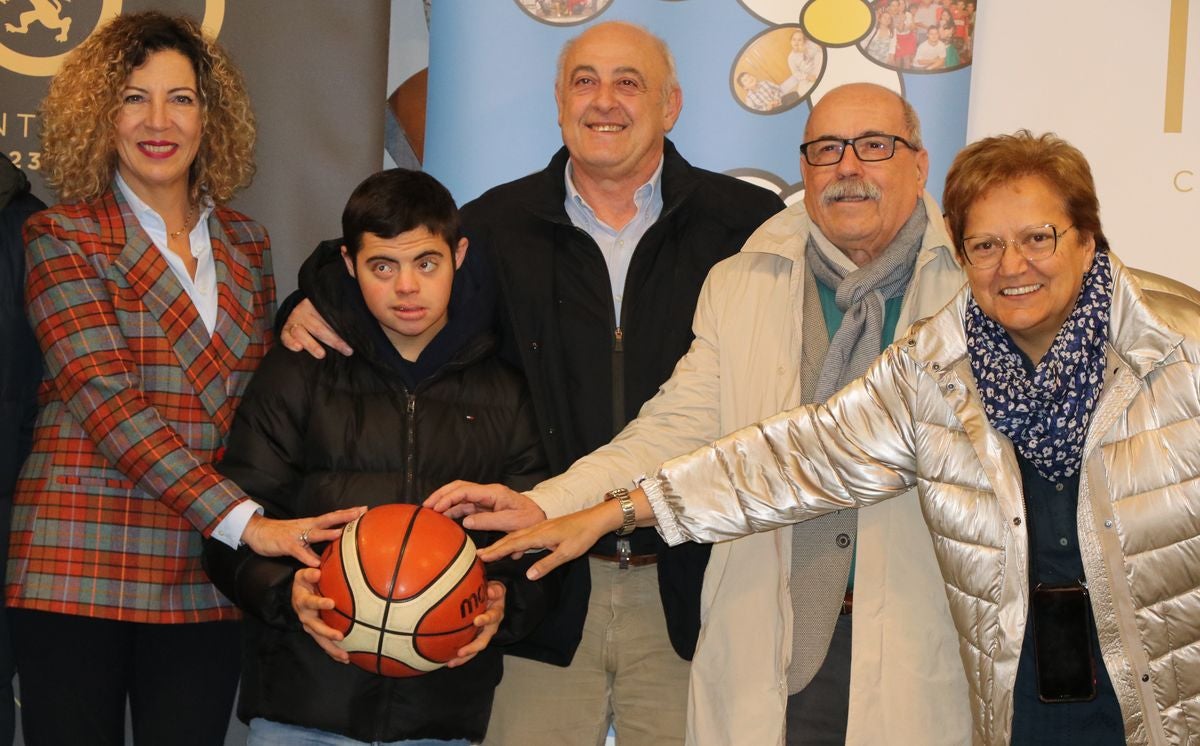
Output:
[502, 385, 548, 494]
[460, 203, 520, 372]
[271, 237, 343, 335]
[0, 190, 45, 497]
[201, 540, 304, 629]
[202, 346, 316, 628]
[476, 380, 557, 646]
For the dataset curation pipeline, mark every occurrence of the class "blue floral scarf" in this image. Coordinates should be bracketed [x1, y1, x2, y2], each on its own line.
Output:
[966, 251, 1113, 481]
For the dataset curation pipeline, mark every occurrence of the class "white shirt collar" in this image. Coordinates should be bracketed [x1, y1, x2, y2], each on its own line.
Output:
[114, 171, 215, 256]
[564, 156, 664, 229]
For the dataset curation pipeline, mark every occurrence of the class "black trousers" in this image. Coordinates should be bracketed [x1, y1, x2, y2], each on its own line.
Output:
[10, 609, 240, 746]
[786, 612, 852, 746]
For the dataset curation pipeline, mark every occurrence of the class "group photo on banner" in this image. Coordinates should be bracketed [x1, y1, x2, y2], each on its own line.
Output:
[1, 0, 1198, 745]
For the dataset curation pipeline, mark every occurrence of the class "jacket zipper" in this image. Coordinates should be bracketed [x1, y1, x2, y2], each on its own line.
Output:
[612, 325, 626, 434]
[404, 392, 417, 501]
[572, 225, 631, 437]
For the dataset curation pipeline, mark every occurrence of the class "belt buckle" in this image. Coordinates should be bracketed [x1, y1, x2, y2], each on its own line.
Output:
[617, 538, 631, 570]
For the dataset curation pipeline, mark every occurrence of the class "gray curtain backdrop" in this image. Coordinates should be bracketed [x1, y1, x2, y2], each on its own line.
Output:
[0, 0, 388, 299]
[222, 1, 388, 299]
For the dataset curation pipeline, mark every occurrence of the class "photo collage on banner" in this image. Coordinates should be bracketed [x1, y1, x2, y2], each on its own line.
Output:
[423, 0, 975, 210]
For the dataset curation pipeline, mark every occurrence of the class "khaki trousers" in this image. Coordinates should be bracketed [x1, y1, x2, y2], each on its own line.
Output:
[484, 558, 690, 746]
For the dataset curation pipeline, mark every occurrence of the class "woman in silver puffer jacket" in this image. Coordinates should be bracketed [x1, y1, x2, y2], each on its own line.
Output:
[481, 131, 1200, 746]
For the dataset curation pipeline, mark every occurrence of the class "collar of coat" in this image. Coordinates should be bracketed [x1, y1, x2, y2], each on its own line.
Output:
[904, 251, 1195, 383]
[90, 184, 245, 257]
[521, 137, 698, 224]
[80, 183, 264, 431]
[740, 191, 957, 276]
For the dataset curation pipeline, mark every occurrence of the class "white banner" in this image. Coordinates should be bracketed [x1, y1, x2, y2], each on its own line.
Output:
[968, 0, 1200, 285]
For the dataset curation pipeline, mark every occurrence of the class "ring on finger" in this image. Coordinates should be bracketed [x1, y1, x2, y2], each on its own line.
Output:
[299, 527, 312, 546]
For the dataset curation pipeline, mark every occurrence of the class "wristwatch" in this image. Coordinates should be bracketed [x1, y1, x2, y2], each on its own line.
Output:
[605, 487, 636, 537]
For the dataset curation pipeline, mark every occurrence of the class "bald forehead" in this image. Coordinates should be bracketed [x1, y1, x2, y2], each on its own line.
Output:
[805, 85, 907, 141]
[576, 21, 656, 46]
[558, 22, 670, 85]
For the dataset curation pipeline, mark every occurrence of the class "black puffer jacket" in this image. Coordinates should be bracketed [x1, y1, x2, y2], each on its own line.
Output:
[204, 243, 548, 743]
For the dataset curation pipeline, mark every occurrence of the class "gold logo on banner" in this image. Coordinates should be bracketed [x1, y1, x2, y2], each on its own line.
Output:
[0, 0, 225, 77]
[1165, 0, 1189, 133]
[5, 0, 74, 42]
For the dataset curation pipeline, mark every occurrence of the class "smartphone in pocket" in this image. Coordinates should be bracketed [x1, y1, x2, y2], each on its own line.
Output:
[1031, 582, 1097, 703]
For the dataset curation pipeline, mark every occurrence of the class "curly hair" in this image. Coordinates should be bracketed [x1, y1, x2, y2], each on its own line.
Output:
[38, 11, 256, 204]
[943, 130, 1108, 259]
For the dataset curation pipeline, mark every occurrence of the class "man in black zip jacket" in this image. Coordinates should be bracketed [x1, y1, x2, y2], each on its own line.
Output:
[281, 21, 782, 745]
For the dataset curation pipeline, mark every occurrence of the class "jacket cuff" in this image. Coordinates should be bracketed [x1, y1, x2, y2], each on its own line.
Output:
[643, 476, 685, 546]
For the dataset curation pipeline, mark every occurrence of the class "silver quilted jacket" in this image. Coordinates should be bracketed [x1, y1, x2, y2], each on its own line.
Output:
[646, 254, 1200, 746]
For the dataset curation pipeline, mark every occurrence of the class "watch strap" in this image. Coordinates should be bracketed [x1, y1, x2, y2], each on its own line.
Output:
[605, 487, 636, 536]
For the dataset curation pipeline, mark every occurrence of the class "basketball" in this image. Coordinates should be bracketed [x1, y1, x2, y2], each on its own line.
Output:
[316, 503, 488, 677]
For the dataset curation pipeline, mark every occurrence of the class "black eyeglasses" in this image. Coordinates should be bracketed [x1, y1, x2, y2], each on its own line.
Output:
[799, 134, 919, 166]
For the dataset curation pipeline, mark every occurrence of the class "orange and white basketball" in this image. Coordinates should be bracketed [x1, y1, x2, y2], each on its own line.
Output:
[316, 503, 487, 677]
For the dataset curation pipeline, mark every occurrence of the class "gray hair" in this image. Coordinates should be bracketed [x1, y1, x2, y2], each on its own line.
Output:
[900, 95, 923, 150]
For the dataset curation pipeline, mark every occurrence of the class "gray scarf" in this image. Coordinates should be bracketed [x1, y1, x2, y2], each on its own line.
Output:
[805, 198, 927, 403]
[787, 199, 929, 694]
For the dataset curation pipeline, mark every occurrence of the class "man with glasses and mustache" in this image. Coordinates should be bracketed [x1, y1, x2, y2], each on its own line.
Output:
[431, 82, 973, 745]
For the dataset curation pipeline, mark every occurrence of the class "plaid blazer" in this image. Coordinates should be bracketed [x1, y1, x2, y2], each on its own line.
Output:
[7, 185, 274, 623]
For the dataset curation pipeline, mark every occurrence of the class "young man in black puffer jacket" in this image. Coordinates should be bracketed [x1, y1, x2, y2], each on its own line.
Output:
[203, 169, 551, 745]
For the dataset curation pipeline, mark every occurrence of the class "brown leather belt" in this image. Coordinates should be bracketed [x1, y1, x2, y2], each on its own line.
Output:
[588, 551, 658, 569]
[840, 589, 854, 616]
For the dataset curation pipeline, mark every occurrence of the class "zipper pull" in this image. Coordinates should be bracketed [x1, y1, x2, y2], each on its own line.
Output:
[614, 326, 624, 352]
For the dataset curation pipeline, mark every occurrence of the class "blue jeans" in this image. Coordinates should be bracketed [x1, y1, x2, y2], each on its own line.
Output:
[248, 718, 471, 746]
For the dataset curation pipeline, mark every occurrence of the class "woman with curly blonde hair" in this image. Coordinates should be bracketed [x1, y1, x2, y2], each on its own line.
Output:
[8, 12, 360, 745]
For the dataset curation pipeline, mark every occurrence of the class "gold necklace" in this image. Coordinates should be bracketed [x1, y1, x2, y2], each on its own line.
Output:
[168, 203, 197, 239]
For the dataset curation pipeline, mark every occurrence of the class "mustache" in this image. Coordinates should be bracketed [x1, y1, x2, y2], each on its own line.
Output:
[821, 179, 882, 204]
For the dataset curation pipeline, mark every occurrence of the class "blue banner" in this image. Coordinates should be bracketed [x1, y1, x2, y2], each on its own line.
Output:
[426, 0, 973, 206]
